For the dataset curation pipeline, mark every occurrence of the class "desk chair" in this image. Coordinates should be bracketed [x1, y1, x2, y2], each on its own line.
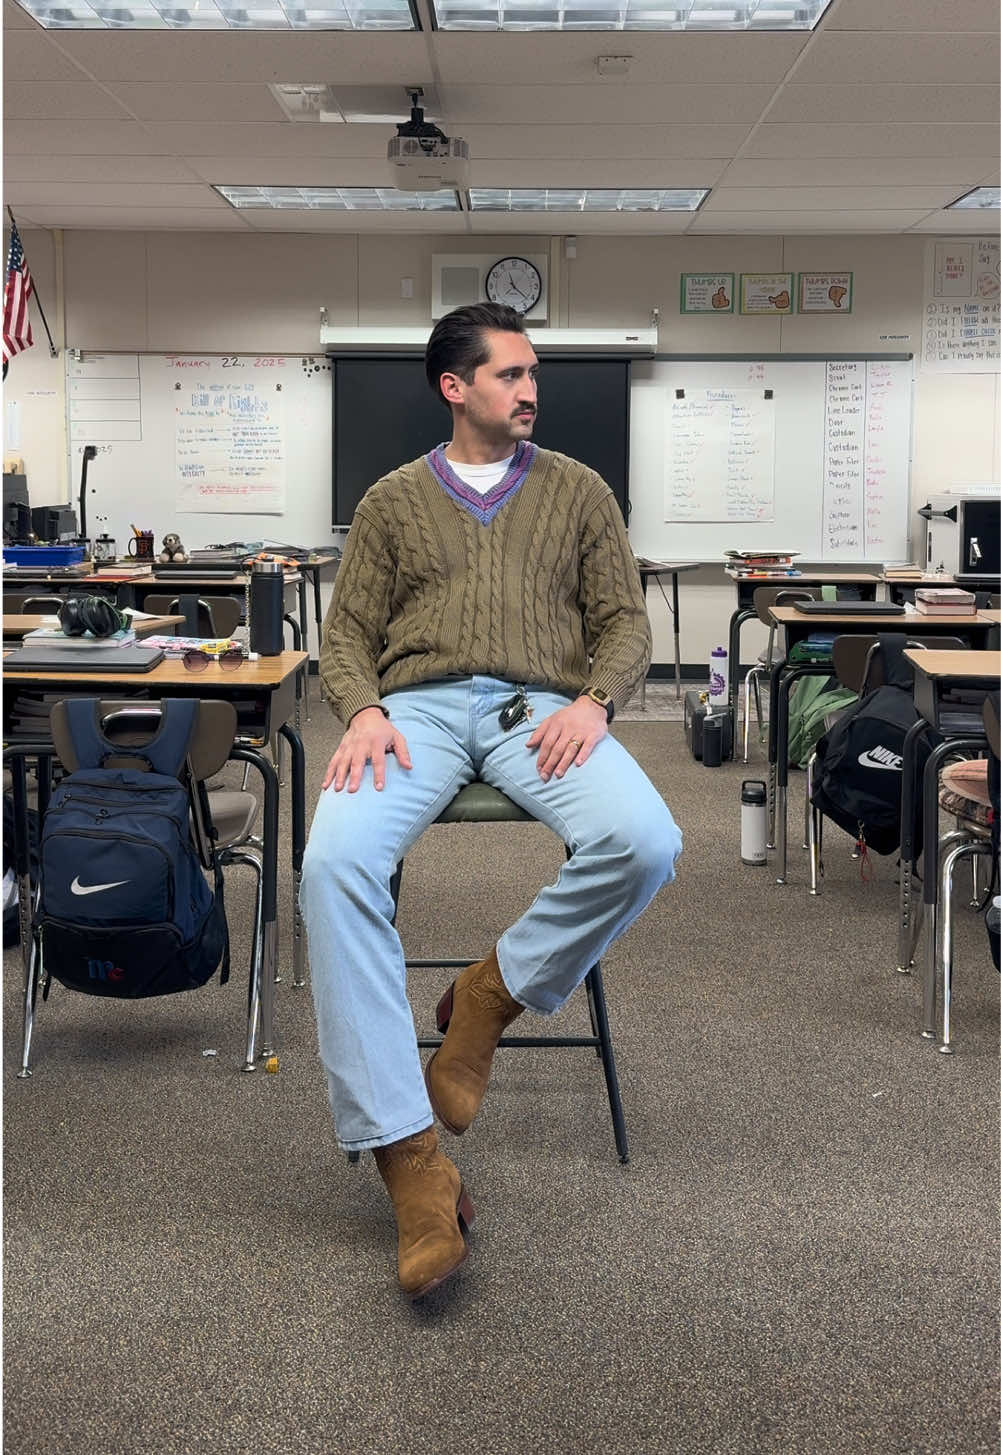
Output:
[3, 594, 66, 615]
[741, 587, 820, 762]
[805, 635, 967, 897]
[927, 694, 998, 1054]
[142, 593, 241, 638]
[387, 780, 630, 1164]
[18, 699, 266, 1076]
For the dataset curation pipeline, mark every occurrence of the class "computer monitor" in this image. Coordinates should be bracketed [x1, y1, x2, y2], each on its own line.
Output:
[3, 472, 30, 543]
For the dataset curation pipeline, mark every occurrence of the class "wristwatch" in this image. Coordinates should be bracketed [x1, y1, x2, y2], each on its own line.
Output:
[582, 688, 614, 723]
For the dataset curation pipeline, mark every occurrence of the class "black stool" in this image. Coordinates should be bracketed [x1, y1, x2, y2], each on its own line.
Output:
[393, 779, 630, 1163]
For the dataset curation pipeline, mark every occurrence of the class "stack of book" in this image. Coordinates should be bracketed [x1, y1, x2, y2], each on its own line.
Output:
[723, 550, 800, 579]
[883, 565, 928, 581]
[914, 588, 977, 616]
[20, 626, 138, 648]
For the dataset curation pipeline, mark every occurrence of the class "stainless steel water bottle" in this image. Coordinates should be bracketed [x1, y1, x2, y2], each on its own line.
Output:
[741, 779, 768, 865]
[249, 559, 284, 656]
[702, 714, 723, 767]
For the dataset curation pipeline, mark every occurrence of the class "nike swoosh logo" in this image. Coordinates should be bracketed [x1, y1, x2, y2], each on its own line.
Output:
[857, 751, 902, 771]
[70, 875, 130, 896]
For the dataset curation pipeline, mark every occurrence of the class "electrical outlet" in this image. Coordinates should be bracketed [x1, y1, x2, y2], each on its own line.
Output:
[401, 277, 414, 299]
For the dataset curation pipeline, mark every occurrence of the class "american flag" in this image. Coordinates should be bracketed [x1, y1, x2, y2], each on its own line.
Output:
[3, 221, 35, 366]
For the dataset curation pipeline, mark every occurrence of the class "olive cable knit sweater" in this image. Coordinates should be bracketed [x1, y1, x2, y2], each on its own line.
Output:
[319, 447, 651, 725]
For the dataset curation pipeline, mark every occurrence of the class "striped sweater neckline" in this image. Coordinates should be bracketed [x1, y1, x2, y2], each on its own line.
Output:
[424, 440, 537, 525]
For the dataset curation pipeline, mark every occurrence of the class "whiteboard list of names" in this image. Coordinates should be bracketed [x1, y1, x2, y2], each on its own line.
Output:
[664, 388, 776, 523]
[175, 375, 286, 514]
[822, 361, 906, 560]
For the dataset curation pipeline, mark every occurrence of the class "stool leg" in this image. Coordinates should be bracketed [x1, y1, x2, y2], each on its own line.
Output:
[584, 965, 629, 1164]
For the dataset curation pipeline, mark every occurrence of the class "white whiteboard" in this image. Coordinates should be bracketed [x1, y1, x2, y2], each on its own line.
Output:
[628, 358, 914, 563]
[66, 352, 334, 552]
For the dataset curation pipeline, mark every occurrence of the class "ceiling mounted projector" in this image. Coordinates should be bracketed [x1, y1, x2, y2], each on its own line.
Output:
[387, 89, 470, 193]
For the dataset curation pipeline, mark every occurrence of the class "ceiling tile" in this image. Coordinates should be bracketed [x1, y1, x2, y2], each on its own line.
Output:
[3, 31, 90, 82]
[138, 123, 388, 159]
[769, 85, 999, 126]
[688, 211, 931, 233]
[4, 0, 35, 28]
[438, 84, 772, 127]
[106, 84, 287, 125]
[4, 81, 131, 121]
[13, 206, 251, 230]
[743, 124, 1000, 159]
[704, 186, 960, 211]
[51, 32, 429, 85]
[3, 154, 204, 183]
[719, 157, 1001, 187]
[237, 209, 465, 233]
[4, 182, 224, 209]
[909, 211, 1001, 232]
[432, 31, 807, 85]
[828, 0, 1000, 30]
[460, 124, 751, 161]
[4, 120, 173, 155]
[467, 211, 692, 235]
[793, 31, 1000, 84]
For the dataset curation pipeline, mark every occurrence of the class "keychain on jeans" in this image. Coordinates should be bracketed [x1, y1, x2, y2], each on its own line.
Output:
[498, 686, 532, 732]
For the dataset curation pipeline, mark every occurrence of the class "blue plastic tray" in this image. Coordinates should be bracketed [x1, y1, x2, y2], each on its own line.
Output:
[4, 545, 86, 566]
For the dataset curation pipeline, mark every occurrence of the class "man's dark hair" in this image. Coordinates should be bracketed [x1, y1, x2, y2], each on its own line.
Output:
[425, 302, 527, 406]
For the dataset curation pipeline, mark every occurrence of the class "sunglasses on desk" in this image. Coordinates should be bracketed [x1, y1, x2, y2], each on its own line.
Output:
[181, 648, 245, 673]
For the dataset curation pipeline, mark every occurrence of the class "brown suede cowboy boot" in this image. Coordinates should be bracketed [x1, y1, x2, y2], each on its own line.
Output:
[425, 947, 524, 1134]
[373, 1127, 474, 1299]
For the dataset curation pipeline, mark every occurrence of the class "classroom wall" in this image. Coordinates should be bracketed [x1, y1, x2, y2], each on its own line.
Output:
[5, 227, 999, 671]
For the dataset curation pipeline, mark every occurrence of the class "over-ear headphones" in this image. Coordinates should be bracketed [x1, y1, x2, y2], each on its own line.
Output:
[58, 595, 128, 638]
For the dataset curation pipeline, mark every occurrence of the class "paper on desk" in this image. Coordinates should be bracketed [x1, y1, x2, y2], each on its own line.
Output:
[122, 608, 161, 620]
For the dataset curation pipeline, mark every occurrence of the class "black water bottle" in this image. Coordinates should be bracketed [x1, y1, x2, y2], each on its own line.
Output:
[249, 560, 284, 656]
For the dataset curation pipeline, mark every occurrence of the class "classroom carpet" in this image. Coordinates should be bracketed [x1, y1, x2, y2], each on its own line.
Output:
[3, 700, 998, 1455]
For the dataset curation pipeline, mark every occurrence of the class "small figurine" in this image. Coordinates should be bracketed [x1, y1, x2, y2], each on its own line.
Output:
[159, 531, 188, 564]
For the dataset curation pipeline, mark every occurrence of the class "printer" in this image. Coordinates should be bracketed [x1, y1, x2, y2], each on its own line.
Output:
[918, 492, 1000, 586]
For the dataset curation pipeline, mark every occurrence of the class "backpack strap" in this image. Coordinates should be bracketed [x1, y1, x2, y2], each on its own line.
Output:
[874, 633, 913, 690]
[60, 697, 198, 777]
[176, 594, 201, 635]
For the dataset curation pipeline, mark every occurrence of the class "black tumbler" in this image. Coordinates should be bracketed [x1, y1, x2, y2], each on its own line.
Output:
[249, 560, 284, 656]
[702, 714, 723, 768]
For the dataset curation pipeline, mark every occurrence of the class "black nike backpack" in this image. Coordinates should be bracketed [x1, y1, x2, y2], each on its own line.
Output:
[809, 635, 936, 856]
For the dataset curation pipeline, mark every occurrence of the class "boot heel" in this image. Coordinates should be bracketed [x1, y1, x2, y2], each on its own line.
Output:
[456, 1185, 475, 1234]
[435, 980, 456, 1034]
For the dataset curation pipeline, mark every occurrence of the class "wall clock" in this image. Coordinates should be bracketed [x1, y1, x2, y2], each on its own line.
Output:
[484, 256, 543, 315]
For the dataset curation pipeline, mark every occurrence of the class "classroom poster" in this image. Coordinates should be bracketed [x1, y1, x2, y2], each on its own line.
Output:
[664, 386, 776, 523]
[797, 272, 853, 314]
[680, 273, 734, 313]
[922, 237, 1000, 373]
[739, 273, 794, 315]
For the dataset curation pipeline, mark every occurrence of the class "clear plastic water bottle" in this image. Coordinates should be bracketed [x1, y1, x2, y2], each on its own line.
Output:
[741, 780, 768, 866]
[709, 645, 728, 707]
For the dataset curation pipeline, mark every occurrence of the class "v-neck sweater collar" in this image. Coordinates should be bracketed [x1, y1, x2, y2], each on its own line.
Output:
[424, 440, 537, 525]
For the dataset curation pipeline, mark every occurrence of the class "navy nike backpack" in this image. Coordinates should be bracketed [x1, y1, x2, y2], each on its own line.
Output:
[38, 698, 229, 998]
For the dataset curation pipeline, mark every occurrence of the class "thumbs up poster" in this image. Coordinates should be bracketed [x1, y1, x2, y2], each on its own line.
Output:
[680, 273, 734, 314]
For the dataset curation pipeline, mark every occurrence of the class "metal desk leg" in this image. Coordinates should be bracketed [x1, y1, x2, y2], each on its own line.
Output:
[672, 570, 682, 700]
[311, 565, 326, 703]
[920, 736, 984, 1041]
[230, 745, 280, 1066]
[776, 665, 829, 885]
[728, 607, 756, 724]
[297, 574, 310, 721]
[766, 658, 783, 847]
[279, 722, 307, 988]
[897, 719, 928, 974]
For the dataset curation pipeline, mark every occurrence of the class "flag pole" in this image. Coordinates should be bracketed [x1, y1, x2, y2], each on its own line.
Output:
[6, 205, 58, 359]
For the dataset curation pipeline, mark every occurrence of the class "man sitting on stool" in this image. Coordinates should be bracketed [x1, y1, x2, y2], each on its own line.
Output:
[300, 302, 683, 1299]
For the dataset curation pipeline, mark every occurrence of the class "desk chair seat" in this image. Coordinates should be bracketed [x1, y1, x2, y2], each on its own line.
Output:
[19, 699, 266, 1077]
[390, 780, 630, 1163]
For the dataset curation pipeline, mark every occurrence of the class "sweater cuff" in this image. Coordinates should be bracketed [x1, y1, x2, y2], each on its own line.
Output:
[333, 687, 387, 725]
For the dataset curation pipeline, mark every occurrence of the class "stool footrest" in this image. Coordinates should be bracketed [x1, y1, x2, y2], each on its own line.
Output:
[418, 1035, 600, 1049]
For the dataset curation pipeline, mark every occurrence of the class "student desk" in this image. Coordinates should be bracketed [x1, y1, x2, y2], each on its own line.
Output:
[3, 650, 308, 1068]
[897, 649, 999, 1047]
[766, 607, 999, 886]
[635, 560, 701, 702]
[2, 613, 184, 640]
[881, 572, 955, 605]
[725, 573, 881, 722]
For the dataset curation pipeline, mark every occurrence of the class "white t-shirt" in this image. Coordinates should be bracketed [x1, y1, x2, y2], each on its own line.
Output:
[447, 454, 515, 496]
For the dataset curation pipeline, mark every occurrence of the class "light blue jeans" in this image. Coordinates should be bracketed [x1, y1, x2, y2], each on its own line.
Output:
[300, 676, 682, 1151]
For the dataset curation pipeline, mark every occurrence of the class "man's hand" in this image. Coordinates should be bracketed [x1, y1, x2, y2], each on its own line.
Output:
[526, 696, 608, 781]
[323, 706, 413, 793]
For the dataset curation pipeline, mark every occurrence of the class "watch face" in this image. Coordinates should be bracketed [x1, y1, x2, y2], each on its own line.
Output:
[484, 257, 543, 315]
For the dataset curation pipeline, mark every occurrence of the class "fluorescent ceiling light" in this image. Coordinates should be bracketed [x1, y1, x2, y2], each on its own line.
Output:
[469, 187, 708, 211]
[215, 185, 459, 210]
[947, 186, 1001, 210]
[431, 0, 831, 31]
[14, 0, 417, 28]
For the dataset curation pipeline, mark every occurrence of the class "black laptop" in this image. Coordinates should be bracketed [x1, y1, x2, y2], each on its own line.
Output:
[792, 600, 905, 616]
[4, 646, 165, 672]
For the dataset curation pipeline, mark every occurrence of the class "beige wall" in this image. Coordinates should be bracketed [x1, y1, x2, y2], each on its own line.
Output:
[4, 226, 999, 670]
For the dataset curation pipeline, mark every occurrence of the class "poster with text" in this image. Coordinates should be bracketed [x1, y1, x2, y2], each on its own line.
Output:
[739, 273, 794, 315]
[922, 237, 1000, 373]
[680, 273, 734, 314]
[797, 272, 853, 314]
